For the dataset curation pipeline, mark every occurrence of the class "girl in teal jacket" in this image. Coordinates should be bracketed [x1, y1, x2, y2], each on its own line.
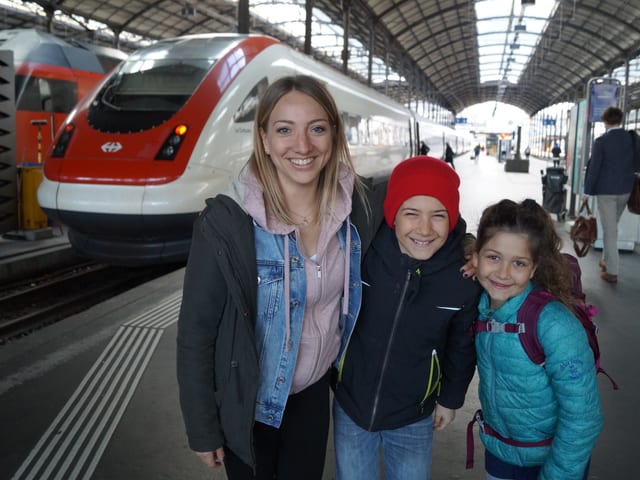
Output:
[471, 199, 603, 480]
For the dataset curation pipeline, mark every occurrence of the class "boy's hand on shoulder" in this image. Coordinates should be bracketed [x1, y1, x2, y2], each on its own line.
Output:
[433, 404, 456, 431]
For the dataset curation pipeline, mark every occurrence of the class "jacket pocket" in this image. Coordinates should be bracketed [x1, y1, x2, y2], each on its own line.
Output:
[255, 262, 284, 362]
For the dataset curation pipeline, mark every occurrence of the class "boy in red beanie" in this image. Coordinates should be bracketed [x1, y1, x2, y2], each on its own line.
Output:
[333, 155, 481, 480]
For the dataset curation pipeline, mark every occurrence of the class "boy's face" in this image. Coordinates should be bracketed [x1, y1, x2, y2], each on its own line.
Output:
[393, 195, 449, 260]
[472, 231, 537, 310]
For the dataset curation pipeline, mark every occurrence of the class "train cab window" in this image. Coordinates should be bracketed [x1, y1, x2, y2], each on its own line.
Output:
[233, 78, 268, 123]
[42, 78, 78, 113]
[98, 59, 210, 113]
[16, 75, 77, 113]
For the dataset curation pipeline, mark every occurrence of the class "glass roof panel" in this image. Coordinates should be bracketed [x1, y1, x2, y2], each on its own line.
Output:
[475, 0, 558, 85]
[251, 0, 403, 84]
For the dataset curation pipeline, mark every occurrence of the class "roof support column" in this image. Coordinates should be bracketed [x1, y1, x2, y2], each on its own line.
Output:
[367, 18, 375, 87]
[237, 0, 249, 34]
[341, 0, 351, 74]
[622, 57, 630, 117]
[304, 0, 314, 55]
[384, 35, 390, 97]
[112, 28, 121, 49]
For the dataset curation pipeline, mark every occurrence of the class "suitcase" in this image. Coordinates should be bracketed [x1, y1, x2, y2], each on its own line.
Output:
[541, 167, 568, 221]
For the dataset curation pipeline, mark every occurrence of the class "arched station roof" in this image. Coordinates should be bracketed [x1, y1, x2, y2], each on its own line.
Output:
[5, 0, 640, 116]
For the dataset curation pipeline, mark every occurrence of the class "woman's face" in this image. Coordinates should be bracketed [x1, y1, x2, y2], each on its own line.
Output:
[260, 90, 333, 192]
[472, 231, 537, 310]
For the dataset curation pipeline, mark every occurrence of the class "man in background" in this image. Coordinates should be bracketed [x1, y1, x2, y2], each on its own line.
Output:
[584, 106, 638, 283]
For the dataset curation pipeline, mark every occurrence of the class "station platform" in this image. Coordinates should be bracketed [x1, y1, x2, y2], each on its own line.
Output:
[0, 152, 638, 479]
[0, 226, 85, 285]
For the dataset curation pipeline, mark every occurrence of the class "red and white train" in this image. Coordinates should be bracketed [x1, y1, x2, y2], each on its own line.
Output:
[38, 33, 472, 265]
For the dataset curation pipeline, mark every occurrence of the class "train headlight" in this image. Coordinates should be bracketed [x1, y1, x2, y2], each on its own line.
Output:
[51, 123, 76, 158]
[156, 124, 188, 160]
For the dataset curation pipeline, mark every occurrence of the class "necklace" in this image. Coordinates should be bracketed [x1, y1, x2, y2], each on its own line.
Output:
[295, 212, 317, 226]
[290, 206, 319, 227]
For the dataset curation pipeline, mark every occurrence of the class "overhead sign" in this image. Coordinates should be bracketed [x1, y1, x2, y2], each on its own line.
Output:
[542, 117, 556, 126]
[455, 117, 467, 124]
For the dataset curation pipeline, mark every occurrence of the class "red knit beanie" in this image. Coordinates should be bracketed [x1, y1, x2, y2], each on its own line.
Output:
[383, 155, 460, 232]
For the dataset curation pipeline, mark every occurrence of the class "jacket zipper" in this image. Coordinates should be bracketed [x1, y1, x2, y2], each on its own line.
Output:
[419, 349, 441, 412]
[368, 269, 412, 430]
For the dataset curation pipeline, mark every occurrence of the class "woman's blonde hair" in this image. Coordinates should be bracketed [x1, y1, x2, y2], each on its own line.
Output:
[247, 74, 364, 225]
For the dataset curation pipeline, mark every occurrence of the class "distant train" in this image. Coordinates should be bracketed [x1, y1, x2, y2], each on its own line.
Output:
[0, 28, 127, 165]
[38, 33, 472, 265]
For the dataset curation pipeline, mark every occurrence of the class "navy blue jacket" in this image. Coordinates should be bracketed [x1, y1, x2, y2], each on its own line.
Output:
[334, 219, 481, 432]
[584, 127, 638, 195]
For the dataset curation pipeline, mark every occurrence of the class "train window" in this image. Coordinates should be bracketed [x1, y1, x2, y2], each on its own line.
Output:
[41, 78, 77, 113]
[15, 75, 41, 111]
[359, 117, 369, 145]
[99, 59, 210, 112]
[15, 75, 77, 113]
[234, 78, 268, 123]
[342, 113, 361, 146]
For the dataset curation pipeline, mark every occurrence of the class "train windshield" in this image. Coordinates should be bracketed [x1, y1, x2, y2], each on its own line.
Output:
[89, 36, 243, 132]
[98, 58, 211, 111]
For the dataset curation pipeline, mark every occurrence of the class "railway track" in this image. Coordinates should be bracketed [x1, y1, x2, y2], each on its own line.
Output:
[0, 262, 181, 343]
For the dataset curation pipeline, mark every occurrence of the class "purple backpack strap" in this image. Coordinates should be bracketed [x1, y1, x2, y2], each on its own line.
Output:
[473, 290, 554, 365]
[516, 290, 555, 365]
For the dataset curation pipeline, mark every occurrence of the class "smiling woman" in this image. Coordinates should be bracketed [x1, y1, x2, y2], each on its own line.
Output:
[176, 74, 371, 480]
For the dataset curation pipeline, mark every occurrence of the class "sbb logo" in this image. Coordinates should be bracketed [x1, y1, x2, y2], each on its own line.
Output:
[101, 142, 123, 153]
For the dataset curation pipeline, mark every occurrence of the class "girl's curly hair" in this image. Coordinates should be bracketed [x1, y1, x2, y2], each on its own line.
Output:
[475, 198, 574, 308]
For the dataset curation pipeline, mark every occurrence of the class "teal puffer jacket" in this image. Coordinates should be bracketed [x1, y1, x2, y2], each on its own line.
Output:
[475, 282, 603, 480]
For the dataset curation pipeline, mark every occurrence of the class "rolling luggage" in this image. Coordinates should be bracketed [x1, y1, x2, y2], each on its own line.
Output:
[541, 166, 568, 221]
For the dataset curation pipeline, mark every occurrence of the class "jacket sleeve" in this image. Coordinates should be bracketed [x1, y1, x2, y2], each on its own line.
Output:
[437, 288, 479, 409]
[584, 138, 603, 195]
[176, 209, 227, 453]
[351, 176, 387, 255]
[537, 305, 604, 480]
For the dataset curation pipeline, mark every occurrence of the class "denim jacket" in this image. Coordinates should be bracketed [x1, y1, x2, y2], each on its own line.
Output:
[254, 219, 363, 427]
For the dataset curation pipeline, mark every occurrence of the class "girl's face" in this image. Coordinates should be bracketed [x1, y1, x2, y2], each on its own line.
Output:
[260, 90, 333, 192]
[472, 231, 537, 310]
[394, 195, 449, 260]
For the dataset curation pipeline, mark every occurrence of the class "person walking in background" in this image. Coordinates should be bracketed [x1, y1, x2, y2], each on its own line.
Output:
[584, 106, 639, 283]
[333, 156, 481, 480]
[551, 142, 561, 166]
[471, 198, 603, 480]
[474, 144, 481, 162]
[420, 140, 430, 155]
[444, 142, 455, 169]
[524, 145, 531, 161]
[176, 74, 373, 480]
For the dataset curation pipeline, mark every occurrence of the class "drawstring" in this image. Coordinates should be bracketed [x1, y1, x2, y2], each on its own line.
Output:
[283, 220, 350, 352]
[284, 235, 291, 352]
[342, 221, 351, 316]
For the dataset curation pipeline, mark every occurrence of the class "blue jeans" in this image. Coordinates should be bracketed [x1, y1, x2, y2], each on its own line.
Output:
[333, 400, 434, 480]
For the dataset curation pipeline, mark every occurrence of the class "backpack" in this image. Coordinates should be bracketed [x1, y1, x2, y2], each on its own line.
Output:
[475, 253, 618, 389]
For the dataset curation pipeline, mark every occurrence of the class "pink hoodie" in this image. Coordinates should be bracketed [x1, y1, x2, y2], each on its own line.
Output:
[242, 165, 355, 393]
